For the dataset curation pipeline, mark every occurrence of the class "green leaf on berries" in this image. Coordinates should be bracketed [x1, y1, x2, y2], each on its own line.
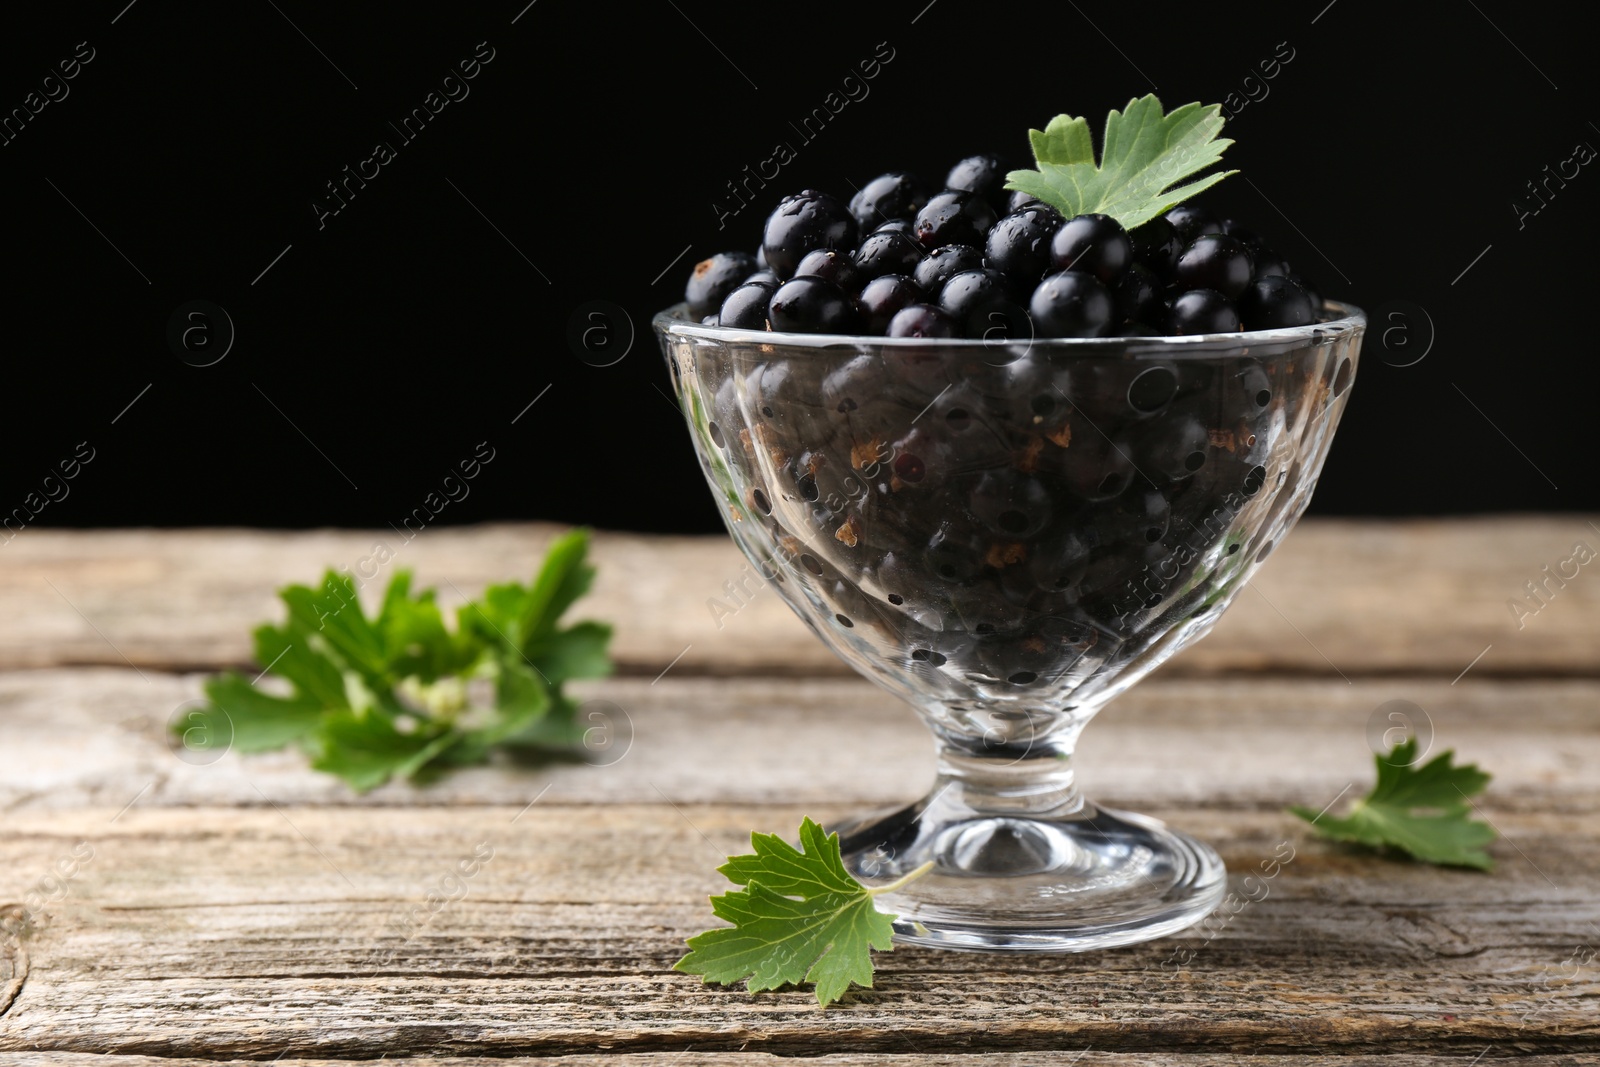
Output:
[1291, 739, 1497, 869]
[1028, 113, 1096, 167]
[677, 817, 932, 1008]
[1006, 94, 1237, 231]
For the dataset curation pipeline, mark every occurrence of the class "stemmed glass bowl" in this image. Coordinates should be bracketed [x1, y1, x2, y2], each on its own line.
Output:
[655, 303, 1365, 951]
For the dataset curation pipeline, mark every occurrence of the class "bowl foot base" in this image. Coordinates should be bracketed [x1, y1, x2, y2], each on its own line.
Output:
[832, 800, 1226, 952]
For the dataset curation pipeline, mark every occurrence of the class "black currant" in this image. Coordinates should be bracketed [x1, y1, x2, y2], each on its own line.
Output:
[1055, 430, 1136, 500]
[1129, 216, 1183, 279]
[1251, 249, 1291, 279]
[984, 204, 1062, 286]
[762, 190, 857, 278]
[1029, 270, 1114, 338]
[945, 153, 1009, 206]
[1175, 234, 1255, 300]
[718, 281, 775, 330]
[685, 251, 758, 318]
[1164, 202, 1221, 245]
[1291, 273, 1323, 319]
[1167, 288, 1241, 335]
[848, 172, 930, 230]
[913, 244, 985, 297]
[1050, 213, 1133, 284]
[964, 469, 1053, 538]
[887, 304, 959, 338]
[1218, 218, 1265, 248]
[939, 268, 1024, 339]
[853, 226, 924, 281]
[857, 274, 923, 334]
[1007, 189, 1042, 212]
[769, 276, 862, 334]
[915, 190, 999, 249]
[794, 248, 861, 291]
[1114, 263, 1163, 326]
[1134, 413, 1210, 481]
[1237, 275, 1314, 330]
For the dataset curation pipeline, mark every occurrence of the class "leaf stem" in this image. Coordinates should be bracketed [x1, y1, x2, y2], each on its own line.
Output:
[866, 859, 936, 897]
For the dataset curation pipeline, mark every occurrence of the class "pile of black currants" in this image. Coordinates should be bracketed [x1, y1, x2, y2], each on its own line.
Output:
[684, 154, 1321, 338]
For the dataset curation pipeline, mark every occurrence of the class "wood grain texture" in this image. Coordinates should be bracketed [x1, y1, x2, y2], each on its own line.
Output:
[1, 670, 1596, 814]
[1, 670, 1598, 1059]
[0, 802, 1595, 1058]
[2, 1057, 1593, 1067]
[2, 520, 1597, 1061]
[2, 518, 1596, 676]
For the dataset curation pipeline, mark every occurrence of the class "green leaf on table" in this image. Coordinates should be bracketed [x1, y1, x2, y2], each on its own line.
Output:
[1005, 94, 1237, 231]
[1291, 738, 1497, 869]
[172, 529, 612, 792]
[197, 672, 324, 752]
[310, 711, 460, 793]
[677, 817, 931, 1007]
[525, 620, 614, 684]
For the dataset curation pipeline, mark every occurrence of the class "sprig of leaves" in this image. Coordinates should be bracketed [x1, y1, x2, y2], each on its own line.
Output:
[676, 817, 933, 1007]
[1005, 94, 1237, 231]
[177, 529, 612, 791]
[1291, 739, 1497, 869]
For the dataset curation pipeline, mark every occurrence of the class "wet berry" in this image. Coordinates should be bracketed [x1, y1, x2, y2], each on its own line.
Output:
[1237, 275, 1314, 330]
[939, 268, 1024, 339]
[945, 153, 1009, 206]
[854, 226, 924, 281]
[1029, 270, 1114, 337]
[762, 190, 857, 278]
[1167, 288, 1240, 335]
[1175, 234, 1255, 300]
[913, 243, 985, 297]
[887, 303, 959, 338]
[1165, 202, 1221, 244]
[915, 190, 999, 249]
[769, 276, 861, 334]
[718, 281, 774, 330]
[1130, 216, 1183, 279]
[848, 172, 929, 230]
[1114, 263, 1163, 326]
[794, 248, 861, 291]
[985, 205, 1062, 286]
[686, 251, 758, 318]
[858, 274, 924, 334]
[1050, 213, 1132, 284]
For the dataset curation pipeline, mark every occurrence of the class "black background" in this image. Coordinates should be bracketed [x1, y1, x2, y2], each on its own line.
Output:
[3, 1, 1594, 536]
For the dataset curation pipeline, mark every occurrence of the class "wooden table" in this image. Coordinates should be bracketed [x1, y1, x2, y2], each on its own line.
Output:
[1, 519, 1596, 1066]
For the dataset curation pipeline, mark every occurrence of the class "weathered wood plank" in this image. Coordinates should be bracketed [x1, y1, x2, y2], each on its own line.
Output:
[0, 804, 1595, 1058]
[1, 670, 1595, 814]
[2, 519, 1596, 676]
[1, 1057, 1592, 1066]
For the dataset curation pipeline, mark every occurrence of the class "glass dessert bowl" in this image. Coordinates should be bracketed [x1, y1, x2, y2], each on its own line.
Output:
[655, 303, 1365, 952]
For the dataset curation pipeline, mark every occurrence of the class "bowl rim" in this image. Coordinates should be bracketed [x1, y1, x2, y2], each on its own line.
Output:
[653, 299, 1365, 353]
